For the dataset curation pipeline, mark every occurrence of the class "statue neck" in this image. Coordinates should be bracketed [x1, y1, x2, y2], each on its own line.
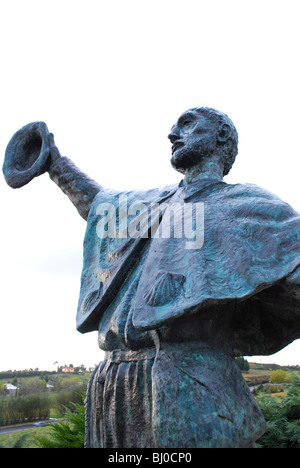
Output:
[183, 157, 224, 186]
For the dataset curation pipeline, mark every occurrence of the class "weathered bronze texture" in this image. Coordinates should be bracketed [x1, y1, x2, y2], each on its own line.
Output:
[3, 107, 300, 448]
[3, 121, 51, 188]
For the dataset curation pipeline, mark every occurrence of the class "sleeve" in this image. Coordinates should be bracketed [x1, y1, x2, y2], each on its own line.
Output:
[48, 156, 102, 221]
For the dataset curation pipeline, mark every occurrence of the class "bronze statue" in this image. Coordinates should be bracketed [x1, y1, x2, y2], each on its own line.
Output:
[3, 107, 300, 448]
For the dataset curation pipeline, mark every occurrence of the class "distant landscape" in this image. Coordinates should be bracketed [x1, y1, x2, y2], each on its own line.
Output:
[0, 365, 92, 429]
[1, 360, 300, 448]
[241, 361, 300, 386]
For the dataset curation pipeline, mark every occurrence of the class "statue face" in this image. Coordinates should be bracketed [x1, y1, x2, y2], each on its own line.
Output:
[168, 110, 218, 173]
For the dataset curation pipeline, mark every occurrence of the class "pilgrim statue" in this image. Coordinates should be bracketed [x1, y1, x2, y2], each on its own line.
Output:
[3, 107, 300, 448]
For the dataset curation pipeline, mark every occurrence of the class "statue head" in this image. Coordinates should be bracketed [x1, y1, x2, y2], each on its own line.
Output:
[168, 107, 238, 176]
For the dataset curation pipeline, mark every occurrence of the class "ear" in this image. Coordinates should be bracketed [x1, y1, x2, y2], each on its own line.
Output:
[217, 123, 231, 143]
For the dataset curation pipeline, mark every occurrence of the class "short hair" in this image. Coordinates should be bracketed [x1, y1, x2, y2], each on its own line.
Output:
[191, 107, 239, 176]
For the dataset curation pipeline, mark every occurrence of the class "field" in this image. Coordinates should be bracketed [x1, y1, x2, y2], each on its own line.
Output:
[0, 425, 53, 448]
[242, 367, 271, 386]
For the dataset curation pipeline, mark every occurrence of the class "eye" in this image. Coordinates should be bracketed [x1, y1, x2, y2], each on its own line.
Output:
[182, 120, 192, 127]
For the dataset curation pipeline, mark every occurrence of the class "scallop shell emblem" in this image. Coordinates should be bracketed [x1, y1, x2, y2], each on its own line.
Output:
[144, 272, 186, 307]
[80, 284, 102, 315]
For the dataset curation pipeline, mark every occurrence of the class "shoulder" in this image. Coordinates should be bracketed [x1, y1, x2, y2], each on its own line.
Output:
[89, 182, 179, 217]
[92, 183, 178, 205]
[220, 181, 299, 220]
[221, 181, 294, 205]
[222, 181, 282, 199]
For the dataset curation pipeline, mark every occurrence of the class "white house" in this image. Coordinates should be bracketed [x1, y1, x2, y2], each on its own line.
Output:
[5, 383, 18, 396]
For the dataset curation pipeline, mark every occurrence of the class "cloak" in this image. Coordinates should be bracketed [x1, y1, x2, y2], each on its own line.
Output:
[76, 179, 300, 356]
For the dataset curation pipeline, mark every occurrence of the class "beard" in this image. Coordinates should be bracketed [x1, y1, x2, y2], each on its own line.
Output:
[170, 137, 217, 174]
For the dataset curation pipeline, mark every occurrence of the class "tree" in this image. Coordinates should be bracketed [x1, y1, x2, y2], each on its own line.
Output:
[235, 357, 250, 371]
[269, 369, 292, 384]
[18, 377, 47, 396]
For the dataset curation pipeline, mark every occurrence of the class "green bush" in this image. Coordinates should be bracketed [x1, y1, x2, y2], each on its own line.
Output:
[256, 376, 300, 448]
[1, 394, 51, 426]
[269, 369, 292, 384]
[35, 402, 85, 448]
[56, 389, 85, 415]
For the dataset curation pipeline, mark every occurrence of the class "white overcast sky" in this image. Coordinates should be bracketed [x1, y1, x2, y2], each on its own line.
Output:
[0, 0, 300, 370]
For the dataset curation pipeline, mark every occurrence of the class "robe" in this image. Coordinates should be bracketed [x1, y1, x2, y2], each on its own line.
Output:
[77, 178, 300, 356]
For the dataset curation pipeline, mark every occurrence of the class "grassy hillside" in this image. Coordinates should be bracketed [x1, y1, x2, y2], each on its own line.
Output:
[242, 362, 300, 386]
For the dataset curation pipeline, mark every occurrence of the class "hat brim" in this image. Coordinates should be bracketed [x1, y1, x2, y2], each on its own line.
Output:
[3, 121, 50, 188]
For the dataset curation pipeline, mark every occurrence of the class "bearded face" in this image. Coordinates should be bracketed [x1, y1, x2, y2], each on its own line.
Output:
[168, 110, 219, 174]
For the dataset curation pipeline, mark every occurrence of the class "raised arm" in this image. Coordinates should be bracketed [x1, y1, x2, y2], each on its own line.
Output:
[48, 134, 102, 221]
[3, 122, 102, 221]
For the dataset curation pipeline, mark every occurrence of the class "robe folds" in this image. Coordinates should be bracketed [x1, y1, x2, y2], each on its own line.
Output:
[76, 179, 300, 356]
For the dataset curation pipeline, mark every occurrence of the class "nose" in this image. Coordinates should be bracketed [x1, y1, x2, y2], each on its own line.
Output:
[168, 126, 180, 143]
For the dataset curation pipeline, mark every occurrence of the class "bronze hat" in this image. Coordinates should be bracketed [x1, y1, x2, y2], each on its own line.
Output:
[3, 121, 50, 188]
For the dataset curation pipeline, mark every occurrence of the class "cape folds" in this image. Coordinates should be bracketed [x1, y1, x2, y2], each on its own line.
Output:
[76, 180, 300, 355]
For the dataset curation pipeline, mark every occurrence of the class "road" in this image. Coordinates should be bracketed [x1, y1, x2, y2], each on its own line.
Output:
[0, 419, 59, 435]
